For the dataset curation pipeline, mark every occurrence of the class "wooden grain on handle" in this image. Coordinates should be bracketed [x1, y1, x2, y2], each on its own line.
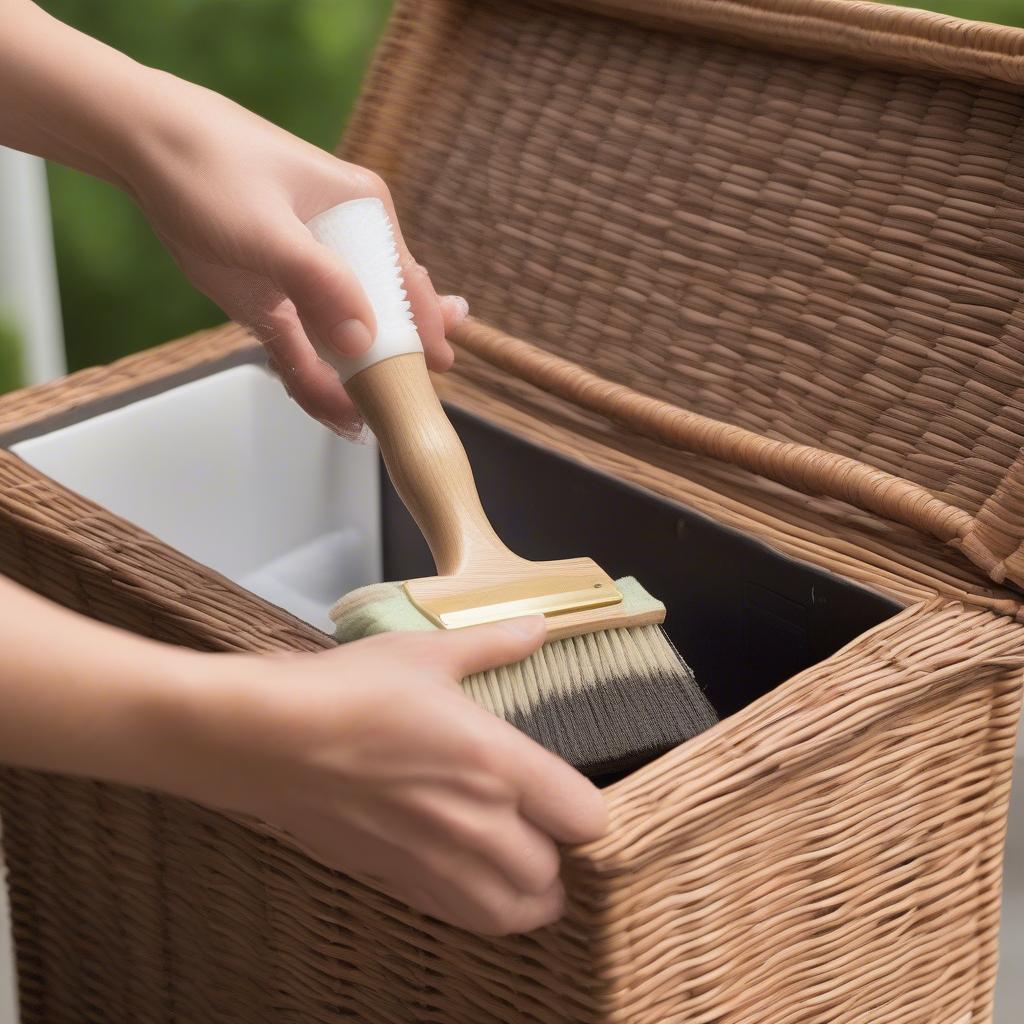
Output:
[345, 353, 517, 576]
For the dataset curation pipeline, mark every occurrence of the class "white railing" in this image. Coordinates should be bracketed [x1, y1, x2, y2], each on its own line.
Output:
[0, 145, 67, 1024]
[0, 147, 66, 384]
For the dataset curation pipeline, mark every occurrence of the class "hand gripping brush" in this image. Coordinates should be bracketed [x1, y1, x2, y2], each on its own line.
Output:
[307, 198, 717, 778]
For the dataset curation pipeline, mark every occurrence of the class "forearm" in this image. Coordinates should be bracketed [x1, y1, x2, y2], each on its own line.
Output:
[0, 0, 168, 189]
[0, 580, 604, 935]
[0, 573, 205, 790]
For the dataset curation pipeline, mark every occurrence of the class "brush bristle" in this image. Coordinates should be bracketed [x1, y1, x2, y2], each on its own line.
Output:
[461, 624, 716, 779]
[331, 580, 718, 781]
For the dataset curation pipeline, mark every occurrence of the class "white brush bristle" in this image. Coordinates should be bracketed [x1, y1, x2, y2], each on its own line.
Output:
[307, 198, 412, 333]
[305, 198, 422, 379]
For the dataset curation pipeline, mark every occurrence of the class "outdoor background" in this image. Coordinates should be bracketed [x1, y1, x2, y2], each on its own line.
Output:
[1, 0, 1020, 390]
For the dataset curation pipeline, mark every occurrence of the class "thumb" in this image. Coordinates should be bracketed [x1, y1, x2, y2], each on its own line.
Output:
[269, 222, 377, 363]
[427, 617, 547, 680]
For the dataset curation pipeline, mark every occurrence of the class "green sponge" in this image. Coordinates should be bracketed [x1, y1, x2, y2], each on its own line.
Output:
[332, 575, 664, 640]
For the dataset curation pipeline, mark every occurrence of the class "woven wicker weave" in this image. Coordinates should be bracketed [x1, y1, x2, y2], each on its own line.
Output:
[3, 1, 1024, 1021]
[347, 0, 1024, 586]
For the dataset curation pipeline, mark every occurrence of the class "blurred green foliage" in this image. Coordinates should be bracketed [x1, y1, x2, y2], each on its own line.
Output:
[41, 0, 391, 370]
[0, 313, 25, 393]
[887, 1, 1024, 24]
[38, 0, 1024, 372]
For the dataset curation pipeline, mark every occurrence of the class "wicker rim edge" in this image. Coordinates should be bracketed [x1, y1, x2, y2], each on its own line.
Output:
[0, 321, 258, 446]
[548, 0, 1024, 86]
[4, 319, 1023, 612]
[451, 317, 1024, 596]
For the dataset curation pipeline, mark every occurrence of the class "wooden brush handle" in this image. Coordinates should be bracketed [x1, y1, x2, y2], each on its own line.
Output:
[303, 199, 515, 577]
[345, 353, 518, 576]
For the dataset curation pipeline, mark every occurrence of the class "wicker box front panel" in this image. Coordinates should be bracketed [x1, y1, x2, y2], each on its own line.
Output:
[2, 599, 1020, 1023]
[350, 0, 1024, 519]
[594, 600, 1023, 1024]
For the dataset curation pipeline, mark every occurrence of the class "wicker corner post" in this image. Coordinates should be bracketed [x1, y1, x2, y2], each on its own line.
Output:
[3, 1, 1024, 1021]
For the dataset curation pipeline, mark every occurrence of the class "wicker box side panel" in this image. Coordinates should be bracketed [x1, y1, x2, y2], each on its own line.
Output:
[0, 772, 605, 1024]
[0, 452, 602, 1023]
[348, 0, 1024, 519]
[2, 777, 203, 1023]
[0, 451, 329, 653]
[585, 601, 1024, 1023]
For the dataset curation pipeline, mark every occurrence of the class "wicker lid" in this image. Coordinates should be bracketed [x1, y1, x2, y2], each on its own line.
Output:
[345, 0, 1024, 580]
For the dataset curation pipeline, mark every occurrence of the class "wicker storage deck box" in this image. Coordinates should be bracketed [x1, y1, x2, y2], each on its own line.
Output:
[4, 0, 1024, 1020]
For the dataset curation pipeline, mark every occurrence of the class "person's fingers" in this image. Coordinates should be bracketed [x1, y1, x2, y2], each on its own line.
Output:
[268, 221, 378, 365]
[409, 619, 607, 845]
[412, 855, 566, 936]
[318, 799, 565, 935]
[423, 617, 547, 679]
[511, 737, 609, 846]
[451, 878, 566, 936]
[439, 294, 470, 336]
[174, 250, 362, 435]
[292, 175, 461, 372]
[434, 802, 562, 897]
[402, 260, 455, 371]
[372, 190, 455, 371]
[259, 305, 361, 437]
[278, 803, 567, 936]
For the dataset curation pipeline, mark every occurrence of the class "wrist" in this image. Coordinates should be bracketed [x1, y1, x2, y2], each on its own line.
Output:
[0, 3, 144, 187]
[77, 64, 199, 198]
[0, 4, 200, 194]
[105, 67, 206, 192]
[135, 649, 291, 817]
[80, 642, 219, 796]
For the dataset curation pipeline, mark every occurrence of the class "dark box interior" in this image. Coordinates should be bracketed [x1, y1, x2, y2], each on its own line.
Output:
[383, 408, 903, 722]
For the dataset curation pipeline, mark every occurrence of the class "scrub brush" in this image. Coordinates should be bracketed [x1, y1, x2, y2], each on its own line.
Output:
[307, 198, 717, 778]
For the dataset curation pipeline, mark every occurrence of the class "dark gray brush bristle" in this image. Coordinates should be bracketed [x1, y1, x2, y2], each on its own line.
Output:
[460, 624, 717, 779]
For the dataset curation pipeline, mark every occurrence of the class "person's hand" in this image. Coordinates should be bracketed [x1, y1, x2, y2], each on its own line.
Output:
[121, 71, 468, 436]
[3, 4, 461, 433]
[167, 617, 608, 936]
